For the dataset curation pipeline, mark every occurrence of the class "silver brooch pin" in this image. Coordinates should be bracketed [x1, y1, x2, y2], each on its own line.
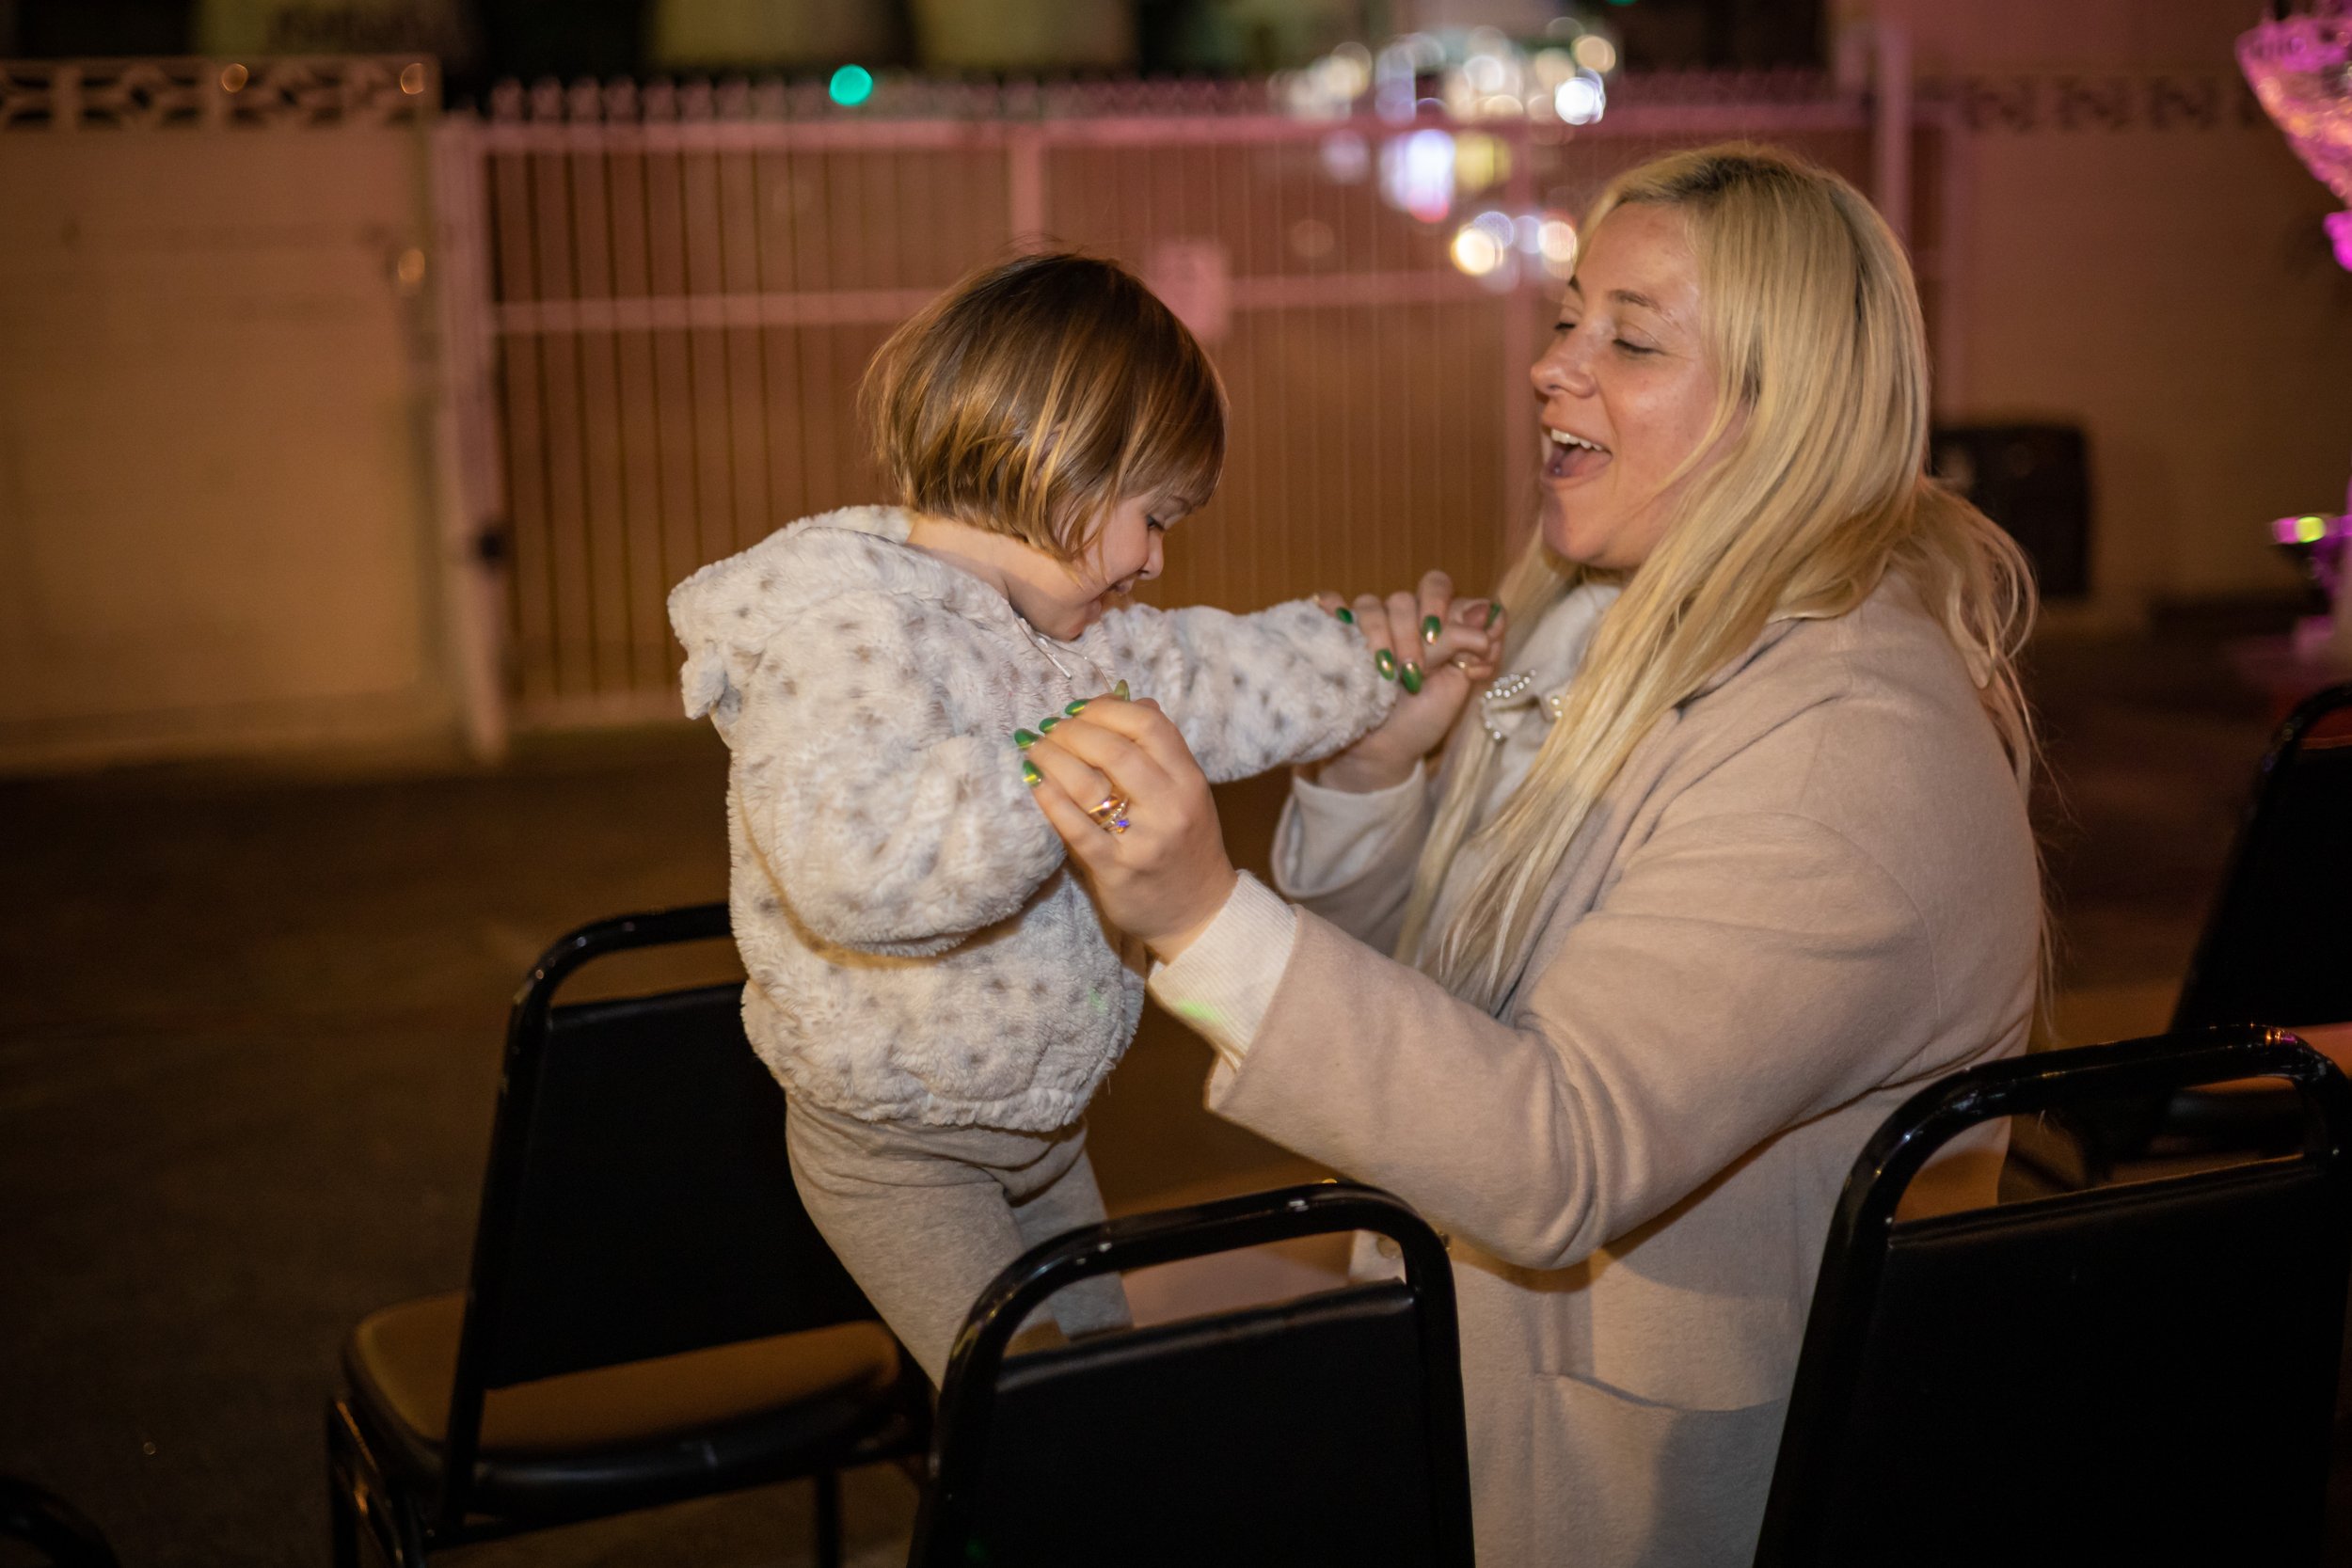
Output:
[1479, 671, 1565, 744]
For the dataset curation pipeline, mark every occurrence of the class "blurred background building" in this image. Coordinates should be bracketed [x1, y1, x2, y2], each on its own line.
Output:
[1, 0, 2346, 772]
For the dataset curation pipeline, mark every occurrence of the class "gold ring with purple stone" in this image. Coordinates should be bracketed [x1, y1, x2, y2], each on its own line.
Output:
[1086, 792, 1132, 835]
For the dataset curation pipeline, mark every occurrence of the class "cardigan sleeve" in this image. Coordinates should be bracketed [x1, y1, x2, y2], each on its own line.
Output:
[1202, 808, 1944, 1272]
[1147, 872, 1299, 1068]
[727, 591, 1063, 957]
[1269, 763, 1434, 956]
[1088, 599, 1394, 783]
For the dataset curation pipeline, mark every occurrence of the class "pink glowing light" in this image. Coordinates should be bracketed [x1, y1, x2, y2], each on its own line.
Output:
[2239, 4, 2352, 270]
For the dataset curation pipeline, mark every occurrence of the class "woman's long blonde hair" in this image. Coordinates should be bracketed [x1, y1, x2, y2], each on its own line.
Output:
[1397, 144, 2040, 1010]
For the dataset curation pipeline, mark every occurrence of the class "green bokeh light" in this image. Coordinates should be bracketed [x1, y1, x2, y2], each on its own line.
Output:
[829, 65, 873, 107]
[2295, 514, 2328, 544]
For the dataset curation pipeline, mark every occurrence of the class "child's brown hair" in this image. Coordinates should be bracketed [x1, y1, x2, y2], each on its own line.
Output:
[862, 251, 1226, 560]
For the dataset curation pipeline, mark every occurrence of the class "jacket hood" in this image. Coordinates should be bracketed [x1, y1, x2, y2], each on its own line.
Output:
[666, 505, 1014, 726]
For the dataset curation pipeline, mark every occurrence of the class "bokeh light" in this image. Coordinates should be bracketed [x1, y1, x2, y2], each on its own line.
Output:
[1380, 128, 1456, 223]
[1325, 42, 1373, 100]
[1573, 36, 1619, 74]
[828, 65, 874, 107]
[1539, 216, 1580, 276]
[1471, 210, 1517, 247]
[1452, 210, 1520, 282]
[1319, 131, 1370, 184]
[1556, 73, 1607, 125]
[1451, 224, 1503, 277]
[1454, 131, 1509, 193]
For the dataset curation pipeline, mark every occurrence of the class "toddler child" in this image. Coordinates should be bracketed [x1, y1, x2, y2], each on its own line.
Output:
[667, 253, 1401, 1382]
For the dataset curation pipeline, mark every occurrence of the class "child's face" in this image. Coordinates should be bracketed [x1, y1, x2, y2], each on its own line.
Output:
[1015, 492, 1183, 639]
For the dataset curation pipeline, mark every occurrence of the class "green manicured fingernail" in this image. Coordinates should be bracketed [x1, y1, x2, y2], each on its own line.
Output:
[1422, 615, 1441, 645]
[1401, 662, 1423, 694]
[1485, 601, 1502, 627]
[1113, 679, 1130, 700]
[1021, 758, 1042, 787]
[1013, 729, 1040, 750]
[1064, 698, 1089, 716]
[1039, 715, 1059, 733]
[1375, 649, 1397, 679]
[1335, 607, 1355, 625]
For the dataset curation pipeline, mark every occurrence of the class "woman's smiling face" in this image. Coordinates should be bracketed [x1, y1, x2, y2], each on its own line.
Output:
[1530, 203, 1724, 571]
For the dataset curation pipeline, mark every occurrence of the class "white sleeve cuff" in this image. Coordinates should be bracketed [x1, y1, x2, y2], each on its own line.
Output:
[1148, 872, 1298, 1072]
[1273, 760, 1427, 899]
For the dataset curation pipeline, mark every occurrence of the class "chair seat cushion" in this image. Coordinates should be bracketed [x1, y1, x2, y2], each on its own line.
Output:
[343, 1291, 908, 1520]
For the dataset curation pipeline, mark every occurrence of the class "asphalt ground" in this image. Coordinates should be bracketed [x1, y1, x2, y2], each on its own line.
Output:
[0, 621, 2311, 1566]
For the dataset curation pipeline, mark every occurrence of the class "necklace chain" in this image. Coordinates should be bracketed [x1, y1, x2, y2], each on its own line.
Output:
[1013, 613, 1081, 680]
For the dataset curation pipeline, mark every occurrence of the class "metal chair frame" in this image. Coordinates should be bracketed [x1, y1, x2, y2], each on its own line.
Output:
[326, 904, 923, 1567]
[0, 1477, 121, 1568]
[2173, 679, 2352, 1033]
[1758, 1025, 2352, 1566]
[910, 1181, 1477, 1568]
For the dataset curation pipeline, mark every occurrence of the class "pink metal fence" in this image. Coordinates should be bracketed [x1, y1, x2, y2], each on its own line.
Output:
[462, 74, 1940, 724]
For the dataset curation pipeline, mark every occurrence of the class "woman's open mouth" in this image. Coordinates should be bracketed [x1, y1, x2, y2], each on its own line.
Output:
[1545, 425, 1612, 483]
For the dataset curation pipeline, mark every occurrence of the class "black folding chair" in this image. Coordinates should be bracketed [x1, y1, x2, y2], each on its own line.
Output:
[0, 1478, 119, 1568]
[2103, 682, 2352, 1169]
[327, 905, 926, 1567]
[2026, 683, 2352, 1185]
[2175, 680, 2352, 1035]
[1757, 1026, 2352, 1567]
[909, 1181, 1475, 1568]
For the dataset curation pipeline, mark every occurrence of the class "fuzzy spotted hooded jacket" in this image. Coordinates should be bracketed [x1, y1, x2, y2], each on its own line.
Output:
[668, 505, 1395, 1131]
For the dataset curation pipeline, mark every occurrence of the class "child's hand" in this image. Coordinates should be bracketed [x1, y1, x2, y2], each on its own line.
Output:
[1311, 570, 1505, 790]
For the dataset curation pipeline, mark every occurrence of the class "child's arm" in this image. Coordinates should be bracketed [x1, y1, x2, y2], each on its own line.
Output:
[1088, 599, 1394, 784]
[728, 593, 1063, 957]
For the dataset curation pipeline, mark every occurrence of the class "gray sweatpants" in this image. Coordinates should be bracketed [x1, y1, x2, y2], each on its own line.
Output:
[784, 1097, 1133, 1385]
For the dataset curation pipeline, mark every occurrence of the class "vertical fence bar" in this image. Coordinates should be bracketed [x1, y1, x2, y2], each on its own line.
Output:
[715, 142, 765, 552]
[1009, 126, 1046, 248]
[569, 127, 630, 694]
[427, 115, 510, 760]
[1873, 20, 1913, 246]
[1501, 119, 1538, 580]
[605, 125, 666, 685]
[643, 135, 698, 634]
[529, 131, 592, 698]
[1931, 101, 1970, 420]
[492, 138, 557, 706]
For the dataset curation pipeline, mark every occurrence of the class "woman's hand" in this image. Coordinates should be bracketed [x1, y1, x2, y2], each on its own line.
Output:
[1023, 696, 1239, 961]
[1314, 569, 1505, 792]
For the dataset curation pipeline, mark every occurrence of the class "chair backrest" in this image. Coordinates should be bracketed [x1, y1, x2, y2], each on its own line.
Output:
[909, 1183, 1475, 1568]
[2174, 681, 2352, 1032]
[1756, 1027, 2352, 1568]
[439, 906, 876, 1505]
[0, 1478, 120, 1568]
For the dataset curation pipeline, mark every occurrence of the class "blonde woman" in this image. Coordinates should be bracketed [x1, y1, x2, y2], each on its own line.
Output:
[1022, 145, 2041, 1564]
